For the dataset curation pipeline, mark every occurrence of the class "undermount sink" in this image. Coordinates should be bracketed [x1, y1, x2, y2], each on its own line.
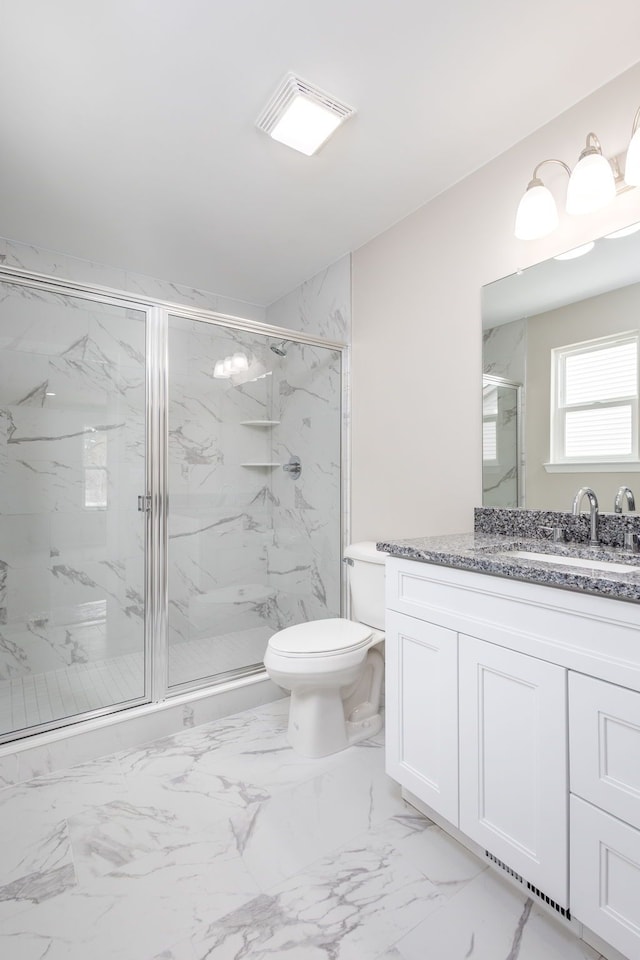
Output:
[508, 551, 639, 575]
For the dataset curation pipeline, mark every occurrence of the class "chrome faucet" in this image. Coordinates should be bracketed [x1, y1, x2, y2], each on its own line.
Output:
[572, 487, 599, 545]
[614, 486, 636, 513]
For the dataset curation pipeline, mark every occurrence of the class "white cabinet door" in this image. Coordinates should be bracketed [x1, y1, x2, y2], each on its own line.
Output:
[459, 634, 568, 907]
[571, 795, 640, 960]
[385, 610, 458, 824]
[570, 672, 640, 831]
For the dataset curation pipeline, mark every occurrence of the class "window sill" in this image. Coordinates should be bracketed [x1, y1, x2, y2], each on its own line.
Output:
[544, 461, 640, 474]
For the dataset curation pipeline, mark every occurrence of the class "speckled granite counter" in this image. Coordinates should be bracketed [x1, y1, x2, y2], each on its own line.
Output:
[376, 532, 640, 603]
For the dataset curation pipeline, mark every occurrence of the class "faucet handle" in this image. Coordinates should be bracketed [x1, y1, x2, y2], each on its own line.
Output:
[623, 527, 639, 553]
[540, 525, 565, 542]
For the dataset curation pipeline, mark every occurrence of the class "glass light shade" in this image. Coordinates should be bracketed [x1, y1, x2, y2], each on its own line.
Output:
[566, 153, 616, 215]
[214, 361, 229, 379]
[604, 222, 640, 239]
[553, 241, 595, 261]
[222, 357, 234, 375]
[270, 95, 342, 156]
[624, 128, 640, 186]
[231, 352, 249, 373]
[514, 182, 559, 240]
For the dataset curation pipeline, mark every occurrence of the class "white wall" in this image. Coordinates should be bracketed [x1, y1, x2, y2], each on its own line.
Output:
[352, 61, 640, 541]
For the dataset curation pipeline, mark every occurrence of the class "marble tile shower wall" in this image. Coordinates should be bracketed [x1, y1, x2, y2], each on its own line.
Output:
[0, 285, 147, 683]
[265, 255, 351, 342]
[0, 237, 350, 699]
[0, 236, 266, 323]
[167, 321, 280, 660]
[268, 344, 342, 626]
[265, 256, 350, 627]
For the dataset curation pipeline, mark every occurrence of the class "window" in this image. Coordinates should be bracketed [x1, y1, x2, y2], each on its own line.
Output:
[551, 332, 639, 464]
[482, 383, 498, 462]
[84, 429, 108, 509]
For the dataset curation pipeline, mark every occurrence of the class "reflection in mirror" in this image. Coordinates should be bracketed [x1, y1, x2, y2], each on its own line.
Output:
[482, 221, 640, 512]
[482, 376, 523, 508]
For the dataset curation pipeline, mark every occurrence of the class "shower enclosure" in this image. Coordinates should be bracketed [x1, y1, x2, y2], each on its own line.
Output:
[0, 272, 344, 744]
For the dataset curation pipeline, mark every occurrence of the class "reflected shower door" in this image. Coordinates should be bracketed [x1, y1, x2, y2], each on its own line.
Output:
[482, 375, 521, 508]
[167, 316, 342, 690]
[0, 283, 148, 740]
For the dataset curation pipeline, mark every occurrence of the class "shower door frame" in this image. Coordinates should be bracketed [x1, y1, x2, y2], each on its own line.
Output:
[0, 264, 350, 740]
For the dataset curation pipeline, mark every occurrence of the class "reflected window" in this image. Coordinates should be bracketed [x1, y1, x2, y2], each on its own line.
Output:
[482, 385, 498, 462]
[84, 429, 108, 509]
[551, 333, 639, 463]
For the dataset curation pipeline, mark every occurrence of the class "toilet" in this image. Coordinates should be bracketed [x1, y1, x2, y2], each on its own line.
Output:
[263, 541, 386, 758]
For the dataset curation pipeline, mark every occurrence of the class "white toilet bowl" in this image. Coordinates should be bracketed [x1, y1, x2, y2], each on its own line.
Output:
[264, 617, 384, 758]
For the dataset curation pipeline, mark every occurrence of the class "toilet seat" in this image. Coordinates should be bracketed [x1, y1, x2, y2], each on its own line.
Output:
[268, 618, 374, 658]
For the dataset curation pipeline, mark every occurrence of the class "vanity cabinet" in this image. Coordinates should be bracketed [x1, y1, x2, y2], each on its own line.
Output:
[458, 634, 567, 906]
[385, 553, 640, 945]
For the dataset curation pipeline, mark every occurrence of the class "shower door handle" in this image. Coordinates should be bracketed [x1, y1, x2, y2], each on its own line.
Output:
[137, 495, 152, 512]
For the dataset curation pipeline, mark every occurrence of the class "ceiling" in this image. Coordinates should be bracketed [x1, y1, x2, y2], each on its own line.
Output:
[2, 1, 640, 307]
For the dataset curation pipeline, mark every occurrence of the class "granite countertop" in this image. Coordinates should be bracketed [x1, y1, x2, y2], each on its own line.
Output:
[376, 532, 640, 603]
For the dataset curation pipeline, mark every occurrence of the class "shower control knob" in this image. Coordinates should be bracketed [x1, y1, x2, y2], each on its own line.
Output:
[283, 455, 302, 480]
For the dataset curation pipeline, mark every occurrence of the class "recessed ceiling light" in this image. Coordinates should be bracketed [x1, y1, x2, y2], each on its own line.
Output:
[256, 73, 354, 156]
[553, 241, 595, 261]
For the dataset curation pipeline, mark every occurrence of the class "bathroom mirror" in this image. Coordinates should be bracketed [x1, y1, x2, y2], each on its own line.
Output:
[482, 221, 640, 512]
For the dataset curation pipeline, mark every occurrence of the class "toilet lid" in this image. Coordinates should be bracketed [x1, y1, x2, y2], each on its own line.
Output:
[269, 619, 374, 656]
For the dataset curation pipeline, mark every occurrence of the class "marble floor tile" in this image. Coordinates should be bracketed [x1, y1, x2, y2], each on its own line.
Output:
[229, 743, 409, 892]
[191, 829, 446, 959]
[0, 825, 261, 960]
[372, 812, 487, 895]
[390, 868, 602, 960]
[0, 697, 613, 960]
[0, 817, 77, 923]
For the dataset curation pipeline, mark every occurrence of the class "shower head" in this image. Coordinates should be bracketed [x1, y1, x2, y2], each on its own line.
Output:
[270, 339, 289, 357]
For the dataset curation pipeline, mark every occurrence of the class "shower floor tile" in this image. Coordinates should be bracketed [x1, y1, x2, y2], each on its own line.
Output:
[0, 625, 272, 738]
[0, 700, 609, 960]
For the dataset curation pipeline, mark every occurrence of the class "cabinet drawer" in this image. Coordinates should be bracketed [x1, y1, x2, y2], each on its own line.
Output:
[571, 795, 640, 960]
[570, 672, 640, 831]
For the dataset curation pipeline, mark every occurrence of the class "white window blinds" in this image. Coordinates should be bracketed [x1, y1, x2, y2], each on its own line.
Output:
[552, 334, 639, 463]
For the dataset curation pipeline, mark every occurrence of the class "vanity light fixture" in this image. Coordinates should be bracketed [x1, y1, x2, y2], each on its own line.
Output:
[514, 108, 640, 240]
[514, 159, 570, 240]
[256, 73, 355, 156]
[565, 133, 616, 214]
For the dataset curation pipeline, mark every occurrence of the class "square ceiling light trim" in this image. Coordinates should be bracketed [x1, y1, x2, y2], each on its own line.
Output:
[256, 73, 355, 156]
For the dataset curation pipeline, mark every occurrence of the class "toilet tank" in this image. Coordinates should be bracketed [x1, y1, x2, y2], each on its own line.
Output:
[344, 541, 387, 630]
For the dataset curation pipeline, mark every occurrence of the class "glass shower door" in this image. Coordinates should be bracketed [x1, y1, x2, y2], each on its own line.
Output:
[166, 315, 342, 690]
[0, 283, 148, 740]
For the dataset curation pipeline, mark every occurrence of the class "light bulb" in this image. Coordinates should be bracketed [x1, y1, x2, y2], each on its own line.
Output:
[566, 152, 616, 215]
[231, 352, 249, 373]
[514, 179, 559, 240]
